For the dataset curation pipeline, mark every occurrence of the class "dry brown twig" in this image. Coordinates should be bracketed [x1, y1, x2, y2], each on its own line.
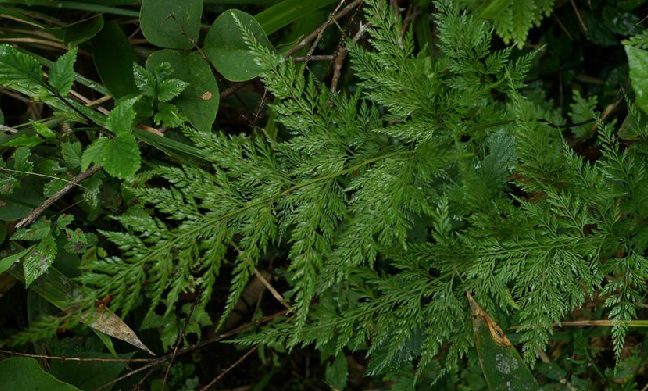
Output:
[286, 0, 364, 59]
[254, 268, 293, 312]
[15, 164, 103, 230]
[92, 310, 288, 391]
[198, 346, 258, 391]
[0, 350, 155, 363]
[331, 22, 371, 93]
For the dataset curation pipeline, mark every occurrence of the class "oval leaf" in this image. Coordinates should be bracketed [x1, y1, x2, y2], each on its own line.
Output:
[7, 263, 153, 354]
[467, 293, 541, 391]
[0, 358, 81, 391]
[626, 45, 648, 115]
[140, 0, 202, 49]
[204, 9, 273, 82]
[147, 50, 219, 132]
[63, 15, 104, 46]
[91, 23, 137, 99]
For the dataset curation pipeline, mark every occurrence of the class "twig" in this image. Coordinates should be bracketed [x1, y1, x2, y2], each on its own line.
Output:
[219, 83, 250, 99]
[0, 350, 155, 363]
[0, 37, 67, 50]
[289, 54, 336, 62]
[570, 0, 588, 33]
[69, 90, 110, 115]
[93, 356, 164, 391]
[254, 268, 293, 312]
[15, 165, 102, 230]
[331, 23, 370, 93]
[286, 0, 364, 58]
[93, 310, 287, 391]
[161, 292, 202, 391]
[198, 346, 258, 391]
[0, 124, 19, 134]
[85, 95, 112, 107]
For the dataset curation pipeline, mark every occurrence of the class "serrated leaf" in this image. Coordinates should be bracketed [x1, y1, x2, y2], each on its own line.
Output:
[3, 136, 44, 147]
[147, 50, 219, 132]
[103, 134, 140, 178]
[24, 235, 57, 287]
[30, 119, 56, 139]
[11, 221, 51, 241]
[204, 9, 273, 82]
[106, 97, 138, 135]
[626, 45, 648, 114]
[0, 358, 82, 391]
[49, 47, 77, 96]
[81, 137, 109, 171]
[140, 0, 202, 50]
[81, 135, 141, 179]
[154, 102, 185, 127]
[133, 63, 156, 97]
[13, 147, 32, 173]
[157, 78, 188, 102]
[61, 141, 82, 168]
[0, 44, 47, 97]
[56, 214, 74, 230]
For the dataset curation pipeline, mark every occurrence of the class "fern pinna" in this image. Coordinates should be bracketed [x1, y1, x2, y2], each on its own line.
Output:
[78, 0, 648, 377]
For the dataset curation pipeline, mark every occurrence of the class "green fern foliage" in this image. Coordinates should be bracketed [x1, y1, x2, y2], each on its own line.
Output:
[461, 0, 555, 48]
[72, 0, 648, 380]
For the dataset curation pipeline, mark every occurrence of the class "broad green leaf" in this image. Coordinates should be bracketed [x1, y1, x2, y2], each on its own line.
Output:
[147, 50, 219, 132]
[13, 147, 33, 173]
[61, 141, 82, 168]
[63, 14, 104, 46]
[0, 358, 81, 391]
[106, 97, 138, 135]
[49, 351, 135, 391]
[626, 45, 648, 114]
[254, 0, 338, 34]
[24, 234, 57, 286]
[91, 23, 138, 98]
[82, 135, 141, 179]
[0, 247, 29, 275]
[81, 137, 109, 171]
[3, 136, 44, 147]
[154, 102, 185, 127]
[30, 119, 56, 138]
[0, 44, 47, 97]
[7, 262, 153, 354]
[140, 0, 203, 49]
[602, 5, 641, 36]
[0, 177, 44, 220]
[325, 354, 348, 390]
[204, 9, 273, 82]
[11, 220, 51, 241]
[158, 78, 189, 102]
[49, 47, 77, 96]
[102, 134, 140, 178]
[467, 293, 541, 391]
